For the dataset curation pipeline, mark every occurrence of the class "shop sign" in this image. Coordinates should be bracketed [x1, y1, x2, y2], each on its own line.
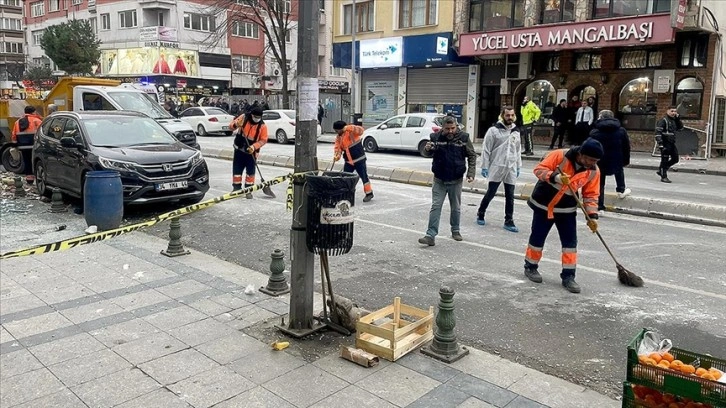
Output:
[100, 48, 199, 76]
[436, 36, 448, 55]
[359, 37, 403, 68]
[176, 79, 187, 88]
[139, 26, 178, 42]
[319, 80, 349, 92]
[460, 14, 674, 56]
[144, 41, 180, 49]
[671, 0, 687, 29]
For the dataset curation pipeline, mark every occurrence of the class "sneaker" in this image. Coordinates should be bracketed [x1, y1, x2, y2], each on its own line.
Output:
[524, 151, 535, 156]
[363, 193, 374, 202]
[503, 222, 519, 233]
[617, 188, 632, 199]
[656, 169, 662, 177]
[476, 217, 486, 226]
[418, 235, 435, 246]
[661, 177, 672, 183]
[598, 210, 605, 216]
[562, 278, 581, 293]
[524, 266, 543, 283]
[245, 193, 253, 199]
[451, 232, 463, 241]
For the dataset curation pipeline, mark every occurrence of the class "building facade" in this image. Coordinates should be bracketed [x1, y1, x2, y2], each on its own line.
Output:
[319, 0, 352, 132]
[0, 0, 24, 98]
[459, 0, 724, 155]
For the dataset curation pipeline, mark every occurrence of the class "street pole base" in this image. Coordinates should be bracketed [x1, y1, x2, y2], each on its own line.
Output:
[160, 248, 190, 257]
[276, 320, 327, 339]
[313, 316, 351, 336]
[259, 286, 290, 297]
[421, 344, 469, 364]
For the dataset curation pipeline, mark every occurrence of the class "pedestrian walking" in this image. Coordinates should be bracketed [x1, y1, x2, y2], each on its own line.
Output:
[520, 96, 541, 156]
[523, 138, 603, 293]
[318, 101, 325, 125]
[229, 106, 268, 198]
[589, 110, 631, 212]
[549, 99, 568, 149]
[418, 116, 477, 246]
[476, 106, 522, 233]
[572, 100, 594, 146]
[333, 120, 374, 202]
[655, 105, 683, 183]
[567, 95, 582, 145]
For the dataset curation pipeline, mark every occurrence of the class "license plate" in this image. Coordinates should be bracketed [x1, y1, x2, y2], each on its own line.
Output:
[222, 126, 228, 130]
[155, 181, 188, 191]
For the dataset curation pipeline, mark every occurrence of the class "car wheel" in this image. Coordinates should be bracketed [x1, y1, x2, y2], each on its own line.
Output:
[1, 147, 25, 173]
[363, 137, 378, 153]
[418, 140, 433, 158]
[197, 124, 207, 136]
[34, 160, 51, 197]
[276, 129, 288, 144]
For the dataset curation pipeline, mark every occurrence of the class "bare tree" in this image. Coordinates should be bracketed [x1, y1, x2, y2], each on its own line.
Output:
[202, 0, 297, 109]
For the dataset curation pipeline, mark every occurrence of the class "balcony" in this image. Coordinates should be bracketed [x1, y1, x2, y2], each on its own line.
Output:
[138, 0, 176, 10]
[88, 0, 96, 13]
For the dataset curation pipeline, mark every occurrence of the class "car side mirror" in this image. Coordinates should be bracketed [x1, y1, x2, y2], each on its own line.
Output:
[60, 137, 78, 148]
[379, 124, 388, 130]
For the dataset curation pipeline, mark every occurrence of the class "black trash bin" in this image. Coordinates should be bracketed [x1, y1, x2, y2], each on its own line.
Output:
[352, 113, 363, 126]
[306, 171, 360, 256]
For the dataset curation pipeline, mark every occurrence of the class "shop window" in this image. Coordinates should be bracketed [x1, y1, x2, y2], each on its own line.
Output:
[543, 55, 560, 72]
[678, 34, 708, 68]
[343, 0, 374, 34]
[592, 0, 669, 19]
[540, 0, 575, 24]
[618, 50, 662, 69]
[469, 0, 524, 32]
[674, 77, 703, 119]
[618, 77, 656, 130]
[399, 0, 437, 28]
[573, 53, 601, 71]
[525, 80, 556, 123]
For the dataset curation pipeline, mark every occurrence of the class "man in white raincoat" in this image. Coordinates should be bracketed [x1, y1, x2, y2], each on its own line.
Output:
[476, 106, 522, 232]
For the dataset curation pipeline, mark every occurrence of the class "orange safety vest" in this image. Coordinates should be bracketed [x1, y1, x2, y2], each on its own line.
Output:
[530, 149, 600, 218]
[11, 113, 43, 142]
[230, 115, 268, 152]
[334, 125, 366, 165]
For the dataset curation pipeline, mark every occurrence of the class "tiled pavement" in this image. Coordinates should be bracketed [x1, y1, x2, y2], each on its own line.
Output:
[0, 233, 619, 408]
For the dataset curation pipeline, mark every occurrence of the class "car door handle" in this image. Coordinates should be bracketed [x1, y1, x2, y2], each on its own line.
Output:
[414, 131, 421, 133]
[394, 132, 400, 134]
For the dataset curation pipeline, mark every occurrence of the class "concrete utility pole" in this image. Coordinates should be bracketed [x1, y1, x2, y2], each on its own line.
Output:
[350, 0, 356, 123]
[281, 0, 320, 338]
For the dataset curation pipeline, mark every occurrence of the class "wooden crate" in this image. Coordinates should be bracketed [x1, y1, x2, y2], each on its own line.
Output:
[355, 297, 434, 362]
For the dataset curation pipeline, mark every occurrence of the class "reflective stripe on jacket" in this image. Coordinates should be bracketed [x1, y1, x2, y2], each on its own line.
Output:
[529, 148, 600, 218]
[334, 125, 366, 164]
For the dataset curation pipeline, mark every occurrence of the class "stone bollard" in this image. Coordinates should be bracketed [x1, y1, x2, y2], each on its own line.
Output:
[421, 286, 469, 363]
[13, 177, 25, 198]
[48, 188, 67, 213]
[260, 249, 290, 296]
[161, 217, 190, 257]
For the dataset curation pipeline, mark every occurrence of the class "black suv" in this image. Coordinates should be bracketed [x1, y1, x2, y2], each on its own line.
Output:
[32, 111, 210, 205]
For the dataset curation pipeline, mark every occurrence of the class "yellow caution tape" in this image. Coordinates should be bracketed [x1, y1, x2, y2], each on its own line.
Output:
[286, 177, 294, 211]
[0, 174, 291, 260]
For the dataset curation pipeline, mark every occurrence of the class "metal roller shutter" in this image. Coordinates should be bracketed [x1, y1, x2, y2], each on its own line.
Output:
[407, 67, 469, 104]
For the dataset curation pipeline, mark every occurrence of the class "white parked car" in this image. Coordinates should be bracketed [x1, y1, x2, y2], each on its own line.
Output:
[362, 113, 448, 156]
[178, 107, 235, 136]
[263, 110, 322, 144]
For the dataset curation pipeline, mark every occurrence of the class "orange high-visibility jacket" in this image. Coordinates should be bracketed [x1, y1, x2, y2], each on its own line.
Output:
[11, 113, 43, 142]
[529, 148, 600, 218]
[230, 115, 268, 152]
[334, 125, 365, 164]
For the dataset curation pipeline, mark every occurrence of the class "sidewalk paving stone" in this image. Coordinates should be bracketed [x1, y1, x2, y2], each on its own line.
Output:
[0, 348, 43, 378]
[446, 372, 518, 407]
[355, 363, 442, 407]
[187, 297, 233, 316]
[396, 350, 462, 382]
[458, 396, 498, 408]
[48, 348, 131, 387]
[112, 331, 187, 365]
[138, 349, 220, 385]
[407, 383, 473, 408]
[227, 349, 306, 384]
[167, 317, 237, 347]
[33, 283, 96, 305]
[89, 317, 160, 346]
[195, 332, 268, 365]
[263, 364, 349, 407]
[71, 367, 161, 408]
[14, 389, 88, 408]
[0, 293, 47, 316]
[27, 332, 105, 366]
[503, 395, 550, 408]
[311, 351, 391, 383]
[116, 389, 193, 408]
[59, 298, 126, 324]
[2, 311, 73, 340]
[0, 367, 66, 407]
[167, 366, 254, 408]
[212, 385, 296, 408]
[111, 289, 174, 311]
[452, 347, 532, 388]
[310, 384, 397, 408]
[156, 279, 214, 299]
[143, 304, 208, 331]
[218, 304, 277, 330]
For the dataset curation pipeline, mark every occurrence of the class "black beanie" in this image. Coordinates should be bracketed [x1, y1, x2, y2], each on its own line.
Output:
[579, 138, 604, 159]
[251, 106, 264, 116]
[333, 121, 347, 130]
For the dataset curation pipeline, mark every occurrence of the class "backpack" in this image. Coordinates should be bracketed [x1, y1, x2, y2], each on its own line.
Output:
[18, 116, 30, 132]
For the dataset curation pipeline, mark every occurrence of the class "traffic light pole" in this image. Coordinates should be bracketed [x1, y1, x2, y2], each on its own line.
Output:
[279, 0, 322, 338]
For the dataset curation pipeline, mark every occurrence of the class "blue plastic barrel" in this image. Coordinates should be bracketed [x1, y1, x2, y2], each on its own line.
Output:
[84, 170, 123, 231]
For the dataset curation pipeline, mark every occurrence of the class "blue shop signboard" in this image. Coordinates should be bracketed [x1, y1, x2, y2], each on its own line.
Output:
[333, 32, 472, 69]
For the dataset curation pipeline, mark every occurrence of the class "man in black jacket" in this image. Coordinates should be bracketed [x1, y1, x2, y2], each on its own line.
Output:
[589, 110, 631, 212]
[418, 117, 477, 246]
[549, 99, 568, 149]
[655, 105, 683, 183]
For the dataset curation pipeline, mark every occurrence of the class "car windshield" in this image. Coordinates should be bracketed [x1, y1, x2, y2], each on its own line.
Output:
[432, 116, 446, 126]
[106, 92, 171, 120]
[205, 108, 228, 116]
[282, 110, 296, 119]
[83, 116, 178, 147]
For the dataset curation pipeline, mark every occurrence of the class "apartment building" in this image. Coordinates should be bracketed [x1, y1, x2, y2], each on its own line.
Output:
[319, 0, 352, 132]
[0, 0, 24, 98]
[459, 0, 724, 155]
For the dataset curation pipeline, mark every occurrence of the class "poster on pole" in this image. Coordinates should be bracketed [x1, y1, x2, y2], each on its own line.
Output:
[364, 80, 396, 123]
[298, 78, 319, 121]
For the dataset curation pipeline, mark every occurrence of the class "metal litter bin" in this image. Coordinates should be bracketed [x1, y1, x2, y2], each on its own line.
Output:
[306, 171, 359, 256]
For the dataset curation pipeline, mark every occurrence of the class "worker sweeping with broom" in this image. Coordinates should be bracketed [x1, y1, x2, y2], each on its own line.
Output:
[229, 106, 275, 198]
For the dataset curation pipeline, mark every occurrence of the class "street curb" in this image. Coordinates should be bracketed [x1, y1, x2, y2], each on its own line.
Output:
[204, 148, 726, 228]
[518, 153, 725, 176]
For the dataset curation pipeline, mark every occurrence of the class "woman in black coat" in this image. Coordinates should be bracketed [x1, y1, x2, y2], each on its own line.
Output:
[588, 110, 631, 212]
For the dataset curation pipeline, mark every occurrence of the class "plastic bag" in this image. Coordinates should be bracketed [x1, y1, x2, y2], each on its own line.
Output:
[637, 330, 673, 356]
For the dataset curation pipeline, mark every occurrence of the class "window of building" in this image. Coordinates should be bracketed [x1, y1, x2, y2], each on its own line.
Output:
[543, 55, 560, 72]
[232, 21, 259, 38]
[715, 98, 726, 144]
[399, 0, 437, 29]
[619, 77, 657, 130]
[30, 1, 45, 17]
[49, 0, 60, 12]
[100, 13, 110, 30]
[89, 17, 97, 33]
[231, 55, 260, 73]
[3, 42, 23, 54]
[525, 80, 556, 123]
[573, 53, 601, 71]
[618, 49, 662, 69]
[469, 0, 524, 32]
[184, 13, 215, 32]
[678, 33, 708, 68]
[285, 28, 291, 42]
[674, 77, 703, 119]
[236, 0, 258, 6]
[343, 0, 374, 34]
[330, 64, 346, 77]
[73, 0, 83, 5]
[540, 0, 574, 24]
[32, 30, 44, 46]
[119, 10, 137, 28]
[269, 0, 291, 13]
[0, 0, 22, 7]
[0, 18, 22, 31]
[592, 0, 669, 19]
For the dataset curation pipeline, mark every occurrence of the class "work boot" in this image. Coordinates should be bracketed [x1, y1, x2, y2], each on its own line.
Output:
[363, 193, 374, 202]
[451, 232, 463, 241]
[524, 265, 543, 283]
[562, 278, 581, 293]
[418, 235, 435, 246]
[656, 169, 662, 177]
[503, 221, 519, 233]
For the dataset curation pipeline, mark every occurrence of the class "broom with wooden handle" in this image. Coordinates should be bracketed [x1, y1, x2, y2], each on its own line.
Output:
[567, 184, 644, 287]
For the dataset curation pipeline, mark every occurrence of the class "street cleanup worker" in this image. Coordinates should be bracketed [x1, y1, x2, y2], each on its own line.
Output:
[523, 138, 603, 294]
[11, 105, 43, 184]
[229, 106, 268, 198]
[333, 120, 374, 202]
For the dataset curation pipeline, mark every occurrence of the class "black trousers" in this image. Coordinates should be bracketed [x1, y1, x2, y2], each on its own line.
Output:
[521, 124, 534, 153]
[660, 143, 679, 171]
[550, 125, 566, 148]
[598, 168, 626, 210]
[477, 181, 515, 223]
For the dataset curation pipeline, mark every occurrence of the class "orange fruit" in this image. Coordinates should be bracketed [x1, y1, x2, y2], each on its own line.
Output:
[708, 368, 722, 380]
[658, 361, 671, 370]
[680, 364, 696, 374]
[662, 352, 675, 362]
[639, 355, 649, 364]
[701, 373, 716, 381]
[696, 367, 708, 376]
[669, 403, 681, 408]
[649, 353, 663, 363]
[671, 360, 684, 368]
[643, 358, 657, 366]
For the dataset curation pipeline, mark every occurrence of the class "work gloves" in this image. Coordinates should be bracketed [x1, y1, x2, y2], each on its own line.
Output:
[481, 168, 488, 178]
[246, 146, 255, 154]
[587, 212, 599, 232]
[554, 172, 570, 186]
[333, 152, 341, 162]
